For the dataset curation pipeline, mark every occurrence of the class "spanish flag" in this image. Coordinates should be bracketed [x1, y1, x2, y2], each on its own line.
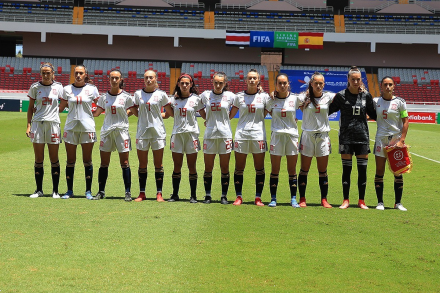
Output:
[298, 32, 324, 49]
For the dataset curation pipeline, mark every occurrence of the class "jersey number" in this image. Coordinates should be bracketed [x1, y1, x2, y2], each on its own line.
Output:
[258, 141, 265, 150]
[76, 96, 82, 105]
[281, 109, 287, 117]
[42, 97, 52, 106]
[352, 106, 361, 116]
[111, 106, 116, 114]
[211, 102, 221, 112]
[315, 106, 321, 113]
[180, 108, 187, 117]
[51, 133, 59, 143]
[382, 110, 388, 119]
[146, 102, 151, 111]
[225, 139, 232, 150]
[247, 104, 256, 113]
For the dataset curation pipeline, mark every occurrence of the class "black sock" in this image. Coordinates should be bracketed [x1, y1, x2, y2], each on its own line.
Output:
[269, 173, 279, 200]
[255, 169, 265, 197]
[357, 158, 368, 200]
[221, 172, 230, 197]
[155, 168, 164, 193]
[342, 159, 352, 200]
[189, 173, 197, 198]
[122, 167, 131, 192]
[375, 175, 384, 203]
[298, 170, 308, 199]
[51, 161, 60, 194]
[394, 175, 404, 204]
[234, 170, 243, 196]
[319, 171, 328, 199]
[66, 165, 74, 191]
[172, 172, 181, 196]
[138, 168, 147, 192]
[35, 162, 44, 192]
[289, 174, 297, 198]
[203, 172, 212, 197]
[84, 164, 93, 192]
[98, 167, 108, 192]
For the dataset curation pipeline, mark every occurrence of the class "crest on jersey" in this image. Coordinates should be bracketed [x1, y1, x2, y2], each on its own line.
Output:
[52, 89, 57, 95]
[391, 104, 397, 110]
[289, 101, 295, 107]
[256, 97, 261, 103]
[222, 96, 228, 101]
[85, 90, 89, 95]
[189, 101, 194, 107]
[362, 100, 366, 106]
[119, 99, 124, 105]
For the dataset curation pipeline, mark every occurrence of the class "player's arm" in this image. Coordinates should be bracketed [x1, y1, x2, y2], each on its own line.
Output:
[127, 106, 138, 117]
[328, 93, 341, 115]
[162, 104, 173, 119]
[199, 108, 206, 120]
[26, 98, 35, 137]
[93, 106, 104, 117]
[229, 106, 239, 120]
[365, 93, 377, 121]
[396, 117, 409, 148]
[59, 99, 68, 113]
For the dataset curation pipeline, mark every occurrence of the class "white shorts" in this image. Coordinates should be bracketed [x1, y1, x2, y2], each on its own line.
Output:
[170, 133, 201, 154]
[299, 131, 331, 157]
[136, 138, 166, 151]
[374, 134, 401, 158]
[234, 139, 267, 154]
[203, 138, 233, 154]
[63, 130, 97, 145]
[99, 129, 131, 153]
[270, 133, 299, 156]
[29, 121, 61, 144]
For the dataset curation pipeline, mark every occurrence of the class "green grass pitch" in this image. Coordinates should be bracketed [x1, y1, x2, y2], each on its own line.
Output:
[0, 112, 439, 292]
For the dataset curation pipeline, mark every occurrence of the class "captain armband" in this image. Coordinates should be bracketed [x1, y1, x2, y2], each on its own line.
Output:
[400, 110, 408, 118]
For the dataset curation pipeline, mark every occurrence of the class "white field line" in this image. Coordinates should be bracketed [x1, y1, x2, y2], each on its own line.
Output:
[330, 128, 440, 164]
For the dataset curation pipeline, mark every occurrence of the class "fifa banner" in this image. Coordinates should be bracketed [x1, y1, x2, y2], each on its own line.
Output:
[226, 31, 323, 49]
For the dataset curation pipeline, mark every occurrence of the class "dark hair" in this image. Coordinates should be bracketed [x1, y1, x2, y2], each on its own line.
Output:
[303, 71, 324, 108]
[40, 62, 55, 81]
[380, 75, 395, 85]
[273, 73, 291, 98]
[109, 69, 125, 89]
[246, 69, 262, 92]
[74, 65, 93, 85]
[173, 73, 198, 99]
[347, 66, 366, 93]
[212, 71, 229, 92]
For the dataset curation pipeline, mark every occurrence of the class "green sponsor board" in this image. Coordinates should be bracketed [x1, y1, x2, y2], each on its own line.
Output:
[437, 113, 440, 124]
[274, 31, 298, 49]
[22, 100, 29, 112]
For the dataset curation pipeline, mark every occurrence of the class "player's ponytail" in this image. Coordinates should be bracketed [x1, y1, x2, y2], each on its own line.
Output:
[303, 71, 323, 108]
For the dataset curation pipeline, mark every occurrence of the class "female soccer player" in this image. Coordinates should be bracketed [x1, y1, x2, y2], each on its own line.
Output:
[298, 72, 334, 208]
[198, 72, 235, 204]
[329, 66, 377, 209]
[26, 62, 64, 198]
[373, 76, 409, 211]
[92, 70, 138, 201]
[59, 65, 99, 199]
[133, 70, 173, 202]
[266, 73, 302, 207]
[168, 74, 203, 203]
[229, 69, 269, 206]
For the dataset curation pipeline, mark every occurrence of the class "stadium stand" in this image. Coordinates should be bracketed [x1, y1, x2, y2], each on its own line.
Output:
[0, 2, 73, 24]
[83, 59, 170, 94]
[0, 57, 70, 92]
[281, 65, 367, 73]
[378, 68, 440, 103]
[181, 63, 270, 93]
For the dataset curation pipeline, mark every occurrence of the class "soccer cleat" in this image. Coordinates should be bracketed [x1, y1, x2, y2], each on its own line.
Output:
[52, 192, 60, 199]
[189, 197, 198, 203]
[291, 197, 300, 208]
[220, 196, 229, 205]
[93, 191, 105, 200]
[168, 194, 179, 202]
[30, 191, 43, 198]
[233, 196, 243, 206]
[255, 197, 264, 207]
[125, 192, 132, 202]
[394, 203, 407, 211]
[321, 198, 332, 208]
[339, 199, 350, 209]
[376, 202, 385, 210]
[85, 191, 93, 200]
[134, 192, 146, 202]
[62, 190, 74, 199]
[358, 200, 369, 210]
[156, 192, 165, 202]
[268, 200, 277, 207]
[203, 196, 212, 204]
[299, 197, 307, 207]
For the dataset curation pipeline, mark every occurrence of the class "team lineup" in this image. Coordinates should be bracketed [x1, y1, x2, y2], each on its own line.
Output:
[25, 62, 410, 211]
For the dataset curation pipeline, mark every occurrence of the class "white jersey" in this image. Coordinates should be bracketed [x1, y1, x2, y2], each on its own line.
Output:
[28, 81, 63, 123]
[97, 91, 135, 137]
[170, 94, 204, 135]
[134, 88, 170, 139]
[301, 91, 334, 133]
[62, 83, 99, 132]
[374, 96, 408, 137]
[200, 90, 235, 139]
[266, 93, 302, 136]
[233, 91, 269, 141]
